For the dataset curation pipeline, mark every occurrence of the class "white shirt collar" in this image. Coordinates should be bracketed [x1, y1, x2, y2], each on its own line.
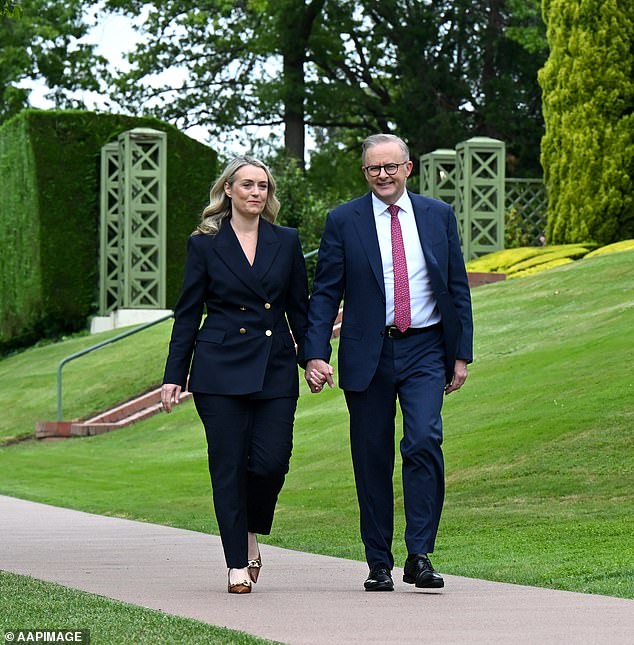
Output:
[371, 191, 413, 217]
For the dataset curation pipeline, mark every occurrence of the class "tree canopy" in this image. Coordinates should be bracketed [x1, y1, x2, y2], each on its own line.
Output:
[2, 0, 547, 174]
[1, 1, 22, 17]
[0, 0, 106, 122]
[100, 0, 546, 173]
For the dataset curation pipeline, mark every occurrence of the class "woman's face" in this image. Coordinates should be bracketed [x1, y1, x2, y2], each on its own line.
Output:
[225, 165, 269, 219]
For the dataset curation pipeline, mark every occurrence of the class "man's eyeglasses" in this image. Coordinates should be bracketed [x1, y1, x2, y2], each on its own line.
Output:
[362, 161, 409, 177]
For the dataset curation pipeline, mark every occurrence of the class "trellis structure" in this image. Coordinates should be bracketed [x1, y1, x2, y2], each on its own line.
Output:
[505, 178, 547, 245]
[119, 128, 167, 309]
[420, 149, 458, 207]
[421, 139, 507, 260]
[420, 149, 548, 259]
[420, 148, 462, 247]
[455, 137, 506, 260]
[99, 142, 121, 314]
[98, 128, 167, 316]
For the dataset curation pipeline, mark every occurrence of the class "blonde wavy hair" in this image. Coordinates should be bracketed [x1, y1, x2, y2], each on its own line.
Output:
[194, 156, 280, 235]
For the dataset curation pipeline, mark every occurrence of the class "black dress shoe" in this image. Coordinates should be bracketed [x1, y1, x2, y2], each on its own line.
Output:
[403, 554, 444, 588]
[364, 566, 394, 591]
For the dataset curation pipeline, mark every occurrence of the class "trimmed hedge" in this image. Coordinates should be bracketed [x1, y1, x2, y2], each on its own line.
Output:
[464, 242, 634, 280]
[0, 114, 42, 347]
[0, 110, 217, 353]
[465, 244, 595, 274]
[505, 245, 592, 276]
[507, 257, 574, 279]
[584, 239, 634, 258]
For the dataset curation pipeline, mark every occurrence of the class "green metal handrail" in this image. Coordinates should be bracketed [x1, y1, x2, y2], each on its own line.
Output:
[56, 248, 320, 421]
[56, 314, 174, 420]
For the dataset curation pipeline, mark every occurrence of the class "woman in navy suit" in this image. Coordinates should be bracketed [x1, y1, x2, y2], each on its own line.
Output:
[161, 156, 309, 594]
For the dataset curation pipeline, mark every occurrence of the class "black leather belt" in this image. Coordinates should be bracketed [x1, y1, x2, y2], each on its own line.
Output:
[385, 323, 441, 339]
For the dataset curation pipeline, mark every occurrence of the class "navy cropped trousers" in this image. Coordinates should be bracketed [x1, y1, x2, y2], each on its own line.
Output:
[193, 393, 296, 568]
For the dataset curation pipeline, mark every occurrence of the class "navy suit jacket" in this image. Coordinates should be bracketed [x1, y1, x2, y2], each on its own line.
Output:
[163, 218, 309, 397]
[304, 191, 473, 391]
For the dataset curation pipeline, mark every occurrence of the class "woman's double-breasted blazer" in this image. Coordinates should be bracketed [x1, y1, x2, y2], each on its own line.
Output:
[163, 217, 309, 398]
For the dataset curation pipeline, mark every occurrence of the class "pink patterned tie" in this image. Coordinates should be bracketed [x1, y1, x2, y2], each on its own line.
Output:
[389, 204, 411, 333]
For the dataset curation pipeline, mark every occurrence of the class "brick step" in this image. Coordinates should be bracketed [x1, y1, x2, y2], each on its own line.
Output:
[468, 271, 506, 287]
[35, 386, 192, 440]
[83, 388, 167, 424]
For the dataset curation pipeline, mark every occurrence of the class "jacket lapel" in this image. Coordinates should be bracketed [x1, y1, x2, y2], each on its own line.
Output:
[213, 219, 270, 300]
[252, 218, 281, 282]
[351, 193, 386, 297]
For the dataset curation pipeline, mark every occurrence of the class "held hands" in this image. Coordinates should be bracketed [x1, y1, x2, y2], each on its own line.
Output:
[444, 360, 468, 395]
[305, 359, 335, 394]
[161, 383, 182, 413]
[306, 358, 466, 395]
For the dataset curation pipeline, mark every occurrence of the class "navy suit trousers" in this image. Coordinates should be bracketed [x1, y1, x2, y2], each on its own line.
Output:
[193, 394, 296, 568]
[344, 327, 446, 570]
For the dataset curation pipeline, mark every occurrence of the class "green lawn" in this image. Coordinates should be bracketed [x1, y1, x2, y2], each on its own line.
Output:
[0, 323, 172, 443]
[1, 250, 633, 601]
[0, 572, 276, 645]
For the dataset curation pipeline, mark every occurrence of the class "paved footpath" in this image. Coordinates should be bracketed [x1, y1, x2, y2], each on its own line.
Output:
[1, 495, 633, 645]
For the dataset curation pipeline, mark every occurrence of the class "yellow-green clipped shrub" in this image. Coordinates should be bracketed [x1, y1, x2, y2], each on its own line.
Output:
[507, 257, 574, 279]
[505, 245, 591, 275]
[466, 247, 546, 273]
[466, 244, 593, 274]
[467, 241, 629, 281]
[584, 239, 634, 258]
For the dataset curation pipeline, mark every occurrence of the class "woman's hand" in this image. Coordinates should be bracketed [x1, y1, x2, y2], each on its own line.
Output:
[304, 359, 335, 393]
[161, 383, 182, 413]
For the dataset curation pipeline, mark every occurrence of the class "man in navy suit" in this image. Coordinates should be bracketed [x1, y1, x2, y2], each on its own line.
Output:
[304, 134, 473, 591]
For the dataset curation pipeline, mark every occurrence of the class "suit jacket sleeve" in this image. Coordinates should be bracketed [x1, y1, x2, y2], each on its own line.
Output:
[445, 204, 473, 363]
[163, 235, 206, 387]
[302, 210, 345, 365]
[285, 231, 310, 365]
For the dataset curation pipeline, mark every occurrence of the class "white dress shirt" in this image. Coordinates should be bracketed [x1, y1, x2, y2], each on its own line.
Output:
[372, 192, 441, 328]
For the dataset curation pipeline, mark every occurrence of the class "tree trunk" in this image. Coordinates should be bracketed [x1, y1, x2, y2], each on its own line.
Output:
[279, 0, 326, 167]
[283, 51, 306, 167]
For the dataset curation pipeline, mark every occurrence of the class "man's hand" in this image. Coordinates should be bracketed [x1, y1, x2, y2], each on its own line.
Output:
[445, 360, 468, 395]
[161, 383, 182, 412]
[305, 359, 335, 393]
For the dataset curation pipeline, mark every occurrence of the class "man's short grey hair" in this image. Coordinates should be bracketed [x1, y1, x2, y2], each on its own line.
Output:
[362, 134, 410, 164]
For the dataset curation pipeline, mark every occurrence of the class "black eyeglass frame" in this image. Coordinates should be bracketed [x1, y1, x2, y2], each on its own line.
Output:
[362, 161, 409, 177]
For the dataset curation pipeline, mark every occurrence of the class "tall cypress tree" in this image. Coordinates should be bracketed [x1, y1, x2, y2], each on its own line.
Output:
[539, 0, 634, 244]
